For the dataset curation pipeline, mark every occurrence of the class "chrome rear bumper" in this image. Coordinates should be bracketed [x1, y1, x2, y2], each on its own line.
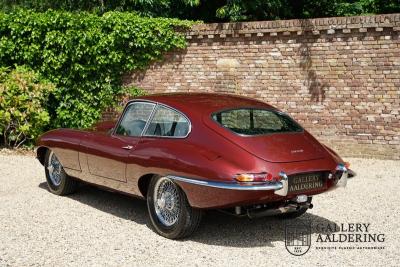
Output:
[335, 164, 348, 187]
[329, 164, 356, 191]
[168, 175, 283, 191]
[169, 165, 355, 196]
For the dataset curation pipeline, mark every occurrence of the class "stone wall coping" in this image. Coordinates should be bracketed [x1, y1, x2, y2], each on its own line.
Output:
[186, 13, 400, 38]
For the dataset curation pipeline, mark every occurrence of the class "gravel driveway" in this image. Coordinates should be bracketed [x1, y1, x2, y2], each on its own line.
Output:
[0, 154, 399, 266]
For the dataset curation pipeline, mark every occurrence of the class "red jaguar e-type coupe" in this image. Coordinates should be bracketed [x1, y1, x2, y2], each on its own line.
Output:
[36, 93, 354, 239]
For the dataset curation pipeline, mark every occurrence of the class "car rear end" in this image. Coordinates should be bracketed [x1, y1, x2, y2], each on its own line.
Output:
[175, 105, 353, 216]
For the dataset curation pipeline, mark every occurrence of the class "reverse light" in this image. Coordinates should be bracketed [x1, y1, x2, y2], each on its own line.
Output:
[235, 173, 279, 183]
[295, 194, 308, 203]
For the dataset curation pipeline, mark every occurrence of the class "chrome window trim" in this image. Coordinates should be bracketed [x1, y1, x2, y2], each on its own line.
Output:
[112, 100, 156, 137]
[141, 103, 192, 139]
[141, 103, 157, 136]
[210, 107, 304, 137]
[113, 99, 192, 139]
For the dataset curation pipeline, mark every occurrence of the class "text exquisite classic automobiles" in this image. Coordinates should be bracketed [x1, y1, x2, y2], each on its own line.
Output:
[36, 93, 355, 239]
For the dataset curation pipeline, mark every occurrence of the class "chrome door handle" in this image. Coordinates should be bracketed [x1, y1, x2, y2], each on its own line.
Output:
[122, 145, 133, 150]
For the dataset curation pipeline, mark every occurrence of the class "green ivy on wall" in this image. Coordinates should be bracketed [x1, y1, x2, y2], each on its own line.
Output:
[0, 9, 194, 128]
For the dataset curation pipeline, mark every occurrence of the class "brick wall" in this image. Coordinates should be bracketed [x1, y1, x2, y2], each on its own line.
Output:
[108, 14, 400, 160]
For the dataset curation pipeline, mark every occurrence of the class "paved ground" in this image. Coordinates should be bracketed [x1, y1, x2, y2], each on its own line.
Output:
[0, 154, 399, 266]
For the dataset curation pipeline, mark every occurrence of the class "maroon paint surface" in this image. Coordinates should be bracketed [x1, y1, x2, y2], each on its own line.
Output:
[37, 93, 344, 209]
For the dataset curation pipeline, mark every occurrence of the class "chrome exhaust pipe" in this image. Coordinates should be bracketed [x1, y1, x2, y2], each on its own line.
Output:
[247, 202, 312, 219]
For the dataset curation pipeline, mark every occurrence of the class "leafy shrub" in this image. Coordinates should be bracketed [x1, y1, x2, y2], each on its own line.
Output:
[112, 85, 146, 114]
[0, 66, 54, 148]
[0, 10, 193, 128]
[1, 1, 399, 22]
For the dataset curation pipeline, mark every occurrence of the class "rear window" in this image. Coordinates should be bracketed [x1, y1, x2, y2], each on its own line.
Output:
[212, 108, 303, 135]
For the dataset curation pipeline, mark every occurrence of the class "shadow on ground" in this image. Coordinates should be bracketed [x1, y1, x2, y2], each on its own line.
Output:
[39, 182, 338, 248]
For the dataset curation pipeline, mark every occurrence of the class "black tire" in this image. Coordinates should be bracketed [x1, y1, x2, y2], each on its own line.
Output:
[44, 149, 77, 196]
[147, 175, 202, 239]
[277, 197, 312, 219]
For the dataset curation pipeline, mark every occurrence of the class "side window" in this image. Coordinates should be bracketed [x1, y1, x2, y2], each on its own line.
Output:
[145, 106, 190, 137]
[116, 102, 155, 136]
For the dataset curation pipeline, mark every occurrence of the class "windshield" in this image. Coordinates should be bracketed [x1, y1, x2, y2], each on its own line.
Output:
[212, 108, 303, 135]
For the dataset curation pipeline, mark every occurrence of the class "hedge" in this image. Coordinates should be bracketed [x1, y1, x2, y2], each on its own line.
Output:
[0, 9, 193, 128]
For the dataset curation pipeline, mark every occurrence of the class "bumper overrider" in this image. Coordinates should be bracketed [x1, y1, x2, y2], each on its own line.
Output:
[169, 164, 354, 197]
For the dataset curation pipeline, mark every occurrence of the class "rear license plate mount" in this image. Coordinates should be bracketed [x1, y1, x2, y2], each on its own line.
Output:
[288, 173, 325, 193]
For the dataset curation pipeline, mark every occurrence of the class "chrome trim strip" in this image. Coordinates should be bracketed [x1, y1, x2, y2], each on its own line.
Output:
[168, 175, 283, 191]
[141, 103, 158, 136]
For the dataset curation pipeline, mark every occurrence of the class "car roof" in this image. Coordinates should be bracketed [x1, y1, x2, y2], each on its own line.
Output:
[134, 93, 275, 115]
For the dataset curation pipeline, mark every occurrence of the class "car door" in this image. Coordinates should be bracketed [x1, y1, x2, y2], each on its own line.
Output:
[83, 101, 156, 182]
[127, 104, 192, 179]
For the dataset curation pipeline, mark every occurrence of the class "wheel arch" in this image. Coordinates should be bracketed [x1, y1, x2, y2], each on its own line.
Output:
[137, 173, 190, 199]
[36, 146, 49, 166]
[138, 173, 157, 197]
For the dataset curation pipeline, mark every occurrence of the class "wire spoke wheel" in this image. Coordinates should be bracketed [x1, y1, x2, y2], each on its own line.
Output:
[147, 175, 202, 239]
[44, 149, 77, 196]
[153, 177, 181, 227]
[47, 151, 63, 186]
